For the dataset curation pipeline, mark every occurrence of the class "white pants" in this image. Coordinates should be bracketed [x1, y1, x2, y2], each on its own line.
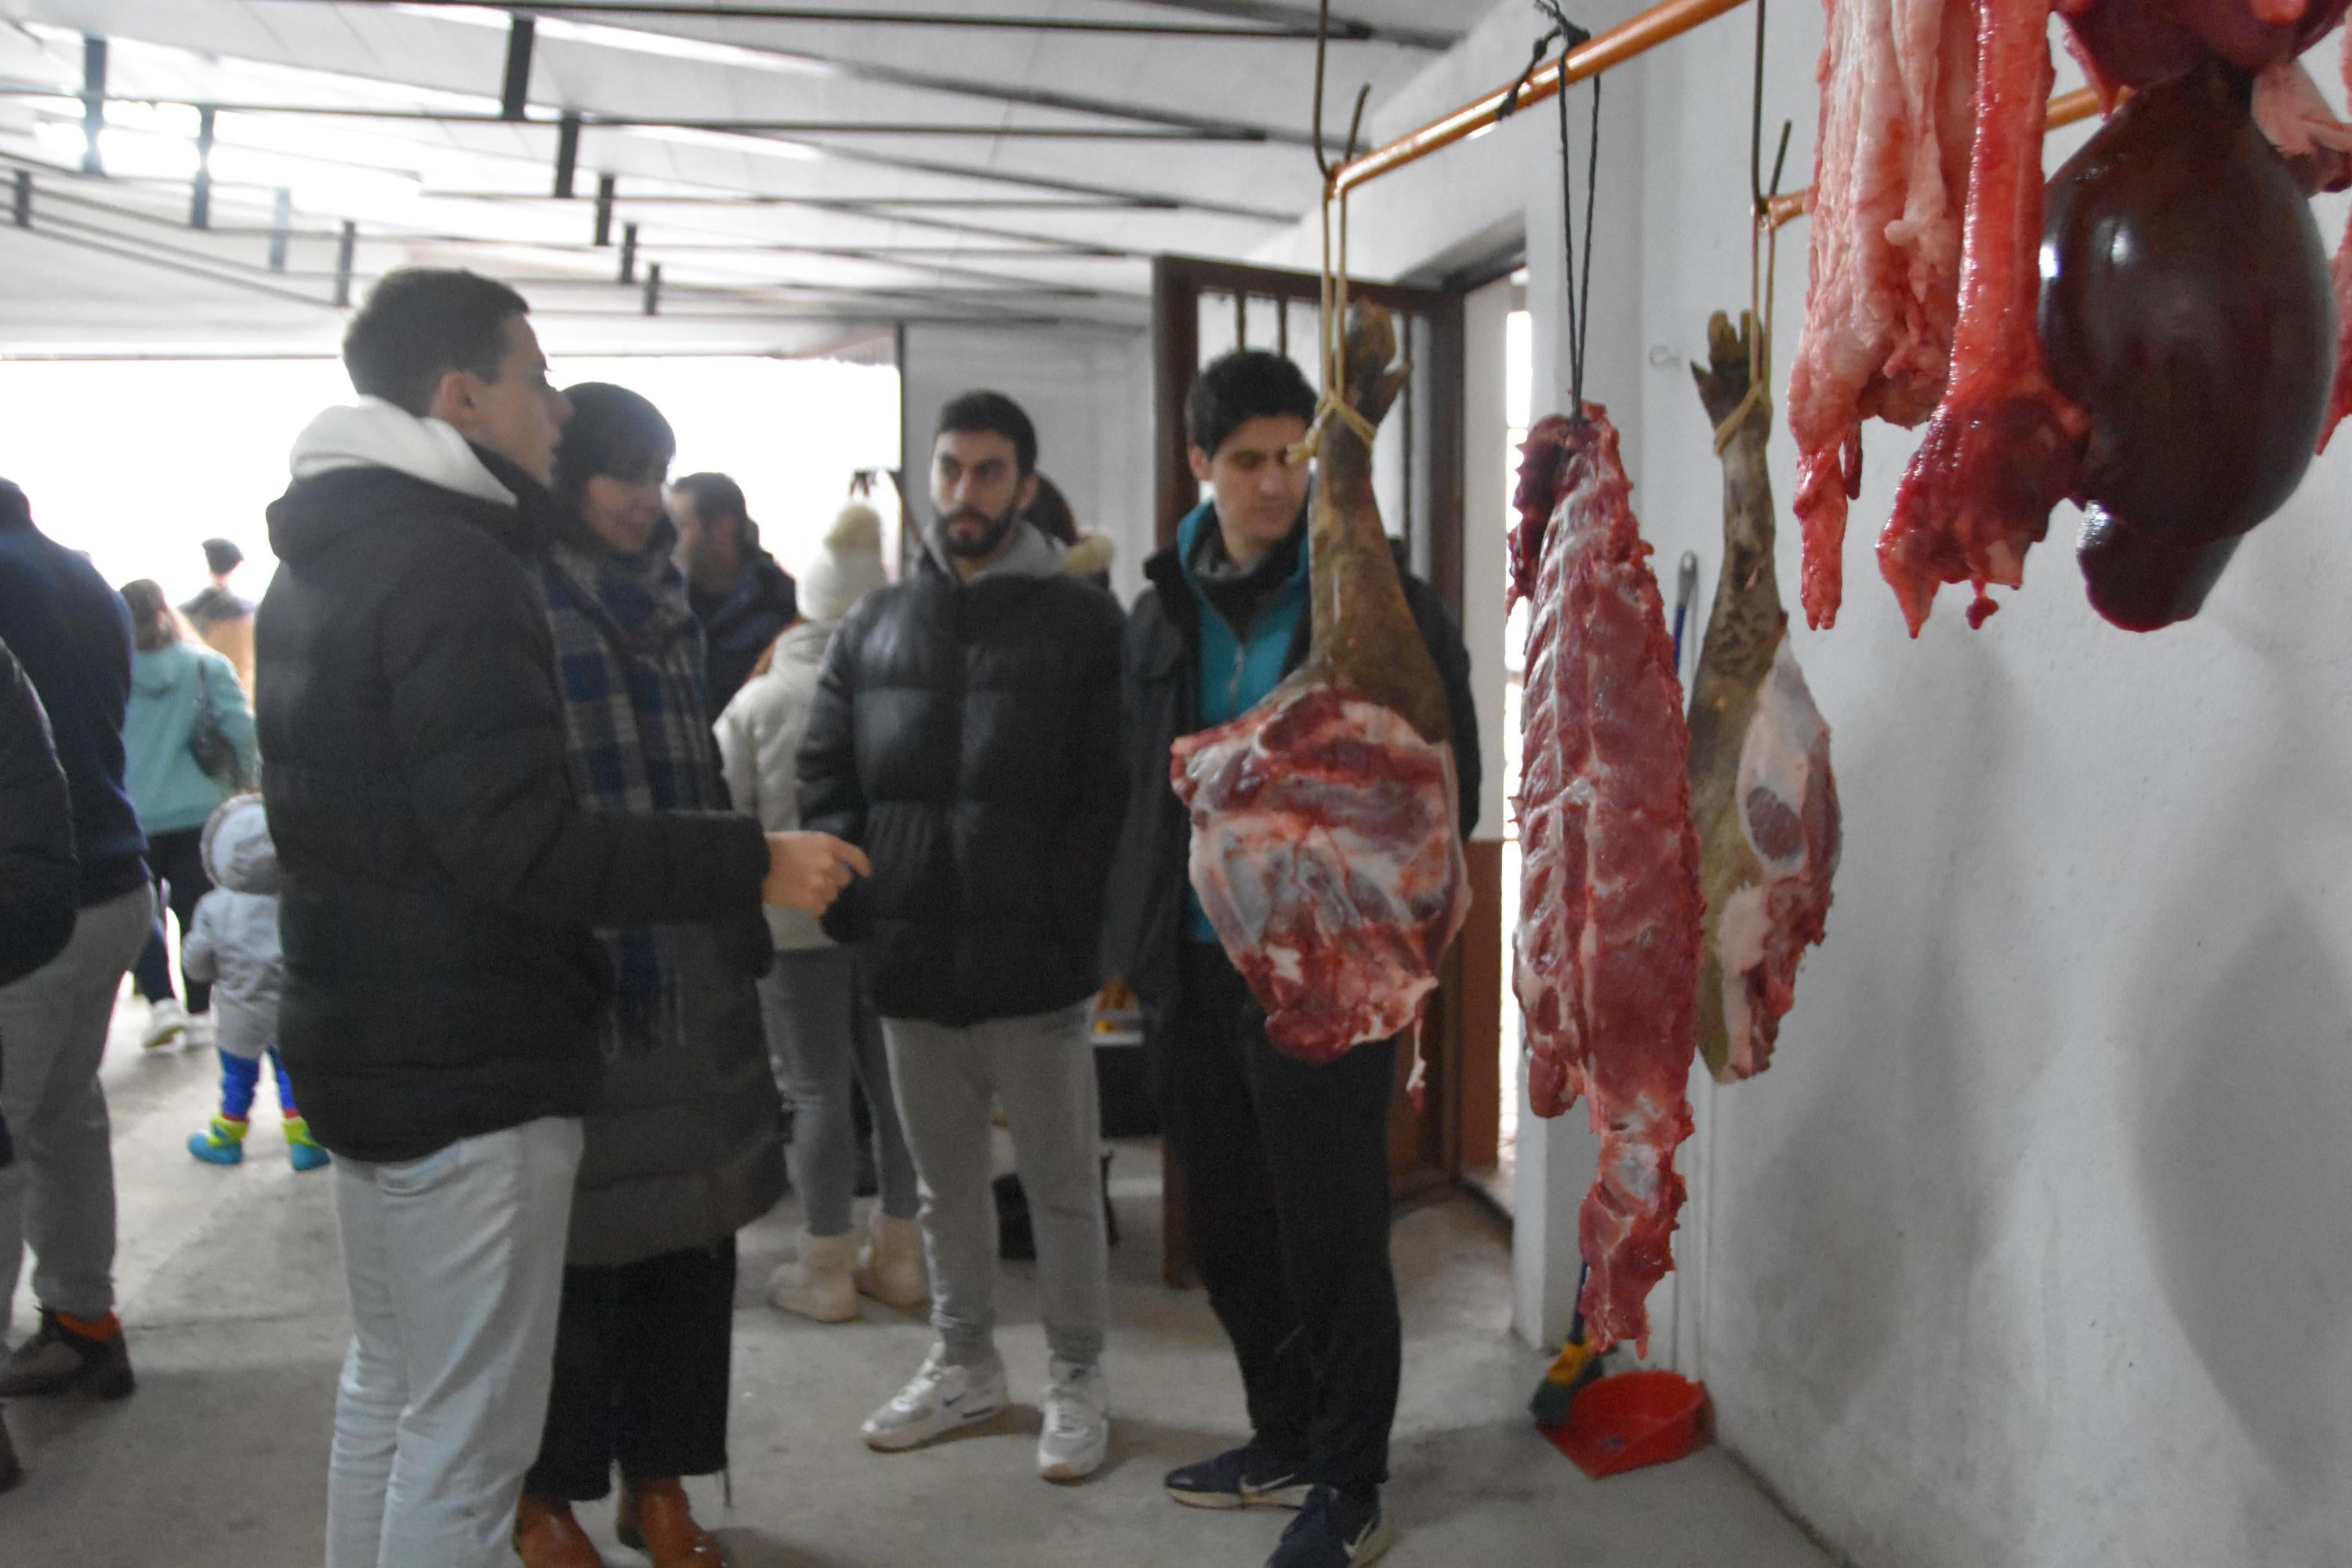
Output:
[325, 1116, 584, 1568]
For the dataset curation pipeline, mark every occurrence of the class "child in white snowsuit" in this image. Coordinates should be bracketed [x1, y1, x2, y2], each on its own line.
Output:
[181, 795, 327, 1171]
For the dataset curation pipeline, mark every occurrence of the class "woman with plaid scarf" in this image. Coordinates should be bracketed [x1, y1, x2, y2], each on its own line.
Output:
[517, 382, 782, 1568]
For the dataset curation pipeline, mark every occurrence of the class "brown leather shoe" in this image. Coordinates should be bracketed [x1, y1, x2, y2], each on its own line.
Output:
[617, 1479, 725, 1566]
[515, 1494, 605, 1568]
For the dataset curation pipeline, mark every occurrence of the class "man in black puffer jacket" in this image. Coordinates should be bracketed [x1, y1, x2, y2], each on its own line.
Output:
[1103, 351, 1479, 1568]
[258, 268, 862, 1568]
[800, 390, 1125, 1484]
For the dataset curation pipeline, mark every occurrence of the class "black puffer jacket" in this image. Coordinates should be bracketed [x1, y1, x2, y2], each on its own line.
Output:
[1102, 532, 1480, 1011]
[0, 636, 76, 988]
[258, 411, 770, 1163]
[799, 526, 1127, 1025]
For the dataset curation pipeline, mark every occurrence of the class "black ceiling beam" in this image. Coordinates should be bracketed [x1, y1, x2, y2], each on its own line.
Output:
[499, 15, 535, 120]
[1109, 0, 1457, 50]
[397, 5, 1327, 146]
[12, 210, 335, 308]
[191, 105, 215, 229]
[426, 192, 1167, 215]
[713, 136, 1296, 222]
[332, 1, 1435, 43]
[4, 177, 1127, 312]
[0, 86, 1262, 140]
[553, 111, 581, 197]
[0, 82, 1296, 223]
[79, 34, 104, 176]
[0, 147, 1158, 270]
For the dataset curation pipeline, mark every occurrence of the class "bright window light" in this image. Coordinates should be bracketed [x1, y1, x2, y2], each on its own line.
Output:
[0, 357, 900, 615]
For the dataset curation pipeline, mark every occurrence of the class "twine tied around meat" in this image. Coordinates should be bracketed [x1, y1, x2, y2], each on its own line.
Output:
[1714, 0, 1795, 455]
[1295, 1, 1387, 468]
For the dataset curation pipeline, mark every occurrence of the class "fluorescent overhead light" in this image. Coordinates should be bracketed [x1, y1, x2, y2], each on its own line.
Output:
[536, 16, 835, 74]
[390, 4, 833, 76]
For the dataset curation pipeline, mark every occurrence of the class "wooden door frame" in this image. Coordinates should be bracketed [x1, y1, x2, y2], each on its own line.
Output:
[1149, 253, 1470, 1286]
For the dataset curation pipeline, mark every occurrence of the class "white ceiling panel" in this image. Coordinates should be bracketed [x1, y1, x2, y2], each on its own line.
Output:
[0, 0, 1473, 350]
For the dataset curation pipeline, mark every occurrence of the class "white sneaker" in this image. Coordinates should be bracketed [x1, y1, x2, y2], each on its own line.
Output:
[183, 1011, 216, 1050]
[140, 999, 187, 1051]
[862, 1345, 1008, 1452]
[1036, 1357, 1109, 1481]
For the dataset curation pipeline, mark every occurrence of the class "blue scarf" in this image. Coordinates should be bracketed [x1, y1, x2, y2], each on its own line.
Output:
[539, 518, 722, 1055]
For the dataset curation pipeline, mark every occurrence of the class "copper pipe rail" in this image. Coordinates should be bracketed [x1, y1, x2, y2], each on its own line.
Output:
[1321, 0, 2108, 219]
[1327, 0, 1756, 198]
[1764, 84, 2104, 227]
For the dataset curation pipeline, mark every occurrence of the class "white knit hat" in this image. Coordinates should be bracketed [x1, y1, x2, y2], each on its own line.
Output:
[798, 501, 889, 623]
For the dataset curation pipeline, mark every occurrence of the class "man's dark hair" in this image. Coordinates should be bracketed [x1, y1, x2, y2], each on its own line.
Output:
[0, 480, 27, 529]
[552, 383, 677, 521]
[1185, 350, 1317, 461]
[342, 268, 531, 417]
[935, 390, 1037, 477]
[201, 537, 243, 576]
[671, 472, 757, 550]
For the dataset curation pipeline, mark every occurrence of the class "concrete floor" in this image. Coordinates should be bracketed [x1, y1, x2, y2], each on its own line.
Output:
[1, 996, 1837, 1568]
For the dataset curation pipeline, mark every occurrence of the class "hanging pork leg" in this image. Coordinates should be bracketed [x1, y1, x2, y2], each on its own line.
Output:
[1688, 313, 1842, 1083]
[1171, 303, 1470, 1064]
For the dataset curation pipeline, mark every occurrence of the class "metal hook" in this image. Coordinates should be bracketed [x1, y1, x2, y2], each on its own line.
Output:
[1746, 0, 1794, 214]
[1311, 0, 1377, 180]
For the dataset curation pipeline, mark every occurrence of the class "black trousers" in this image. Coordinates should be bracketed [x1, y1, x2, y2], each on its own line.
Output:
[524, 1238, 738, 1503]
[1162, 940, 1400, 1495]
[131, 826, 210, 1013]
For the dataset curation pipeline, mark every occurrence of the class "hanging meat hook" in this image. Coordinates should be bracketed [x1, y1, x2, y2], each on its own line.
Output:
[1312, 0, 1375, 181]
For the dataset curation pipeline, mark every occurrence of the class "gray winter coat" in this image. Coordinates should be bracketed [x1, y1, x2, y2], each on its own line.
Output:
[567, 925, 784, 1267]
[181, 796, 283, 1062]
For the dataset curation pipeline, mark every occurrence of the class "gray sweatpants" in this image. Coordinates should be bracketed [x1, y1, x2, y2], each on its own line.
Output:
[0, 884, 152, 1334]
[882, 1004, 1105, 1371]
[758, 946, 918, 1236]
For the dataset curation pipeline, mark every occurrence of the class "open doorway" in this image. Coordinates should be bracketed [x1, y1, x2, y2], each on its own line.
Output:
[1461, 267, 1531, 1216]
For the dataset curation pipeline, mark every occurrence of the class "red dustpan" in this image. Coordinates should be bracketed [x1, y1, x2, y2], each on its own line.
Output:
[1544, 1369, 1710, 1478]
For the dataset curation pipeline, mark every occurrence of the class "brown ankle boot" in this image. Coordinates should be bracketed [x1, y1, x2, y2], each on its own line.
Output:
[617, 1478, 725, 1566]
[515, 1494, 605, 1568]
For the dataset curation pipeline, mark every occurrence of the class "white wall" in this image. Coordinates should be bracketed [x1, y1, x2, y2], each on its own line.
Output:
[898, 321, 1154, 604]
[1270, 3, 2352, 1565]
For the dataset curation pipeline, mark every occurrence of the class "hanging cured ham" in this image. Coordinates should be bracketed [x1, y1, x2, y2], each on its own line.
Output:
[1509, 408, 1702, 1354]
[1171, 303, 1470, 1063]
[1688, 314, 1842, 1083]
